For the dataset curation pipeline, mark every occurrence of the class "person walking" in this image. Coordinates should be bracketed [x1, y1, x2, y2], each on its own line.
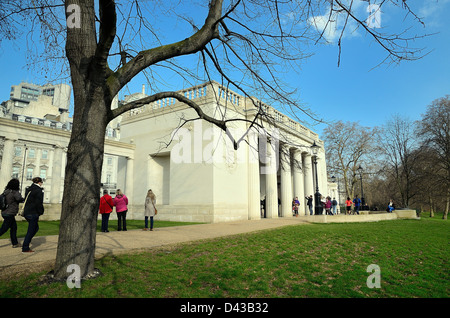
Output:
[345, 197, 352, 215]
[22, 177, 44, 253]
[353, 195, 361, 215]
[305, 195, 313, 215]
[99, 189, 113, 232]
[114, 189, 128, 231]
[143, 189, 157, 231]
[0, 179, 24, 248]
[331, 197, 338, 215]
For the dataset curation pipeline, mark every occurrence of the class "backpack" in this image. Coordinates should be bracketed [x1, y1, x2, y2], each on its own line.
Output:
[0, 191, 9, 211]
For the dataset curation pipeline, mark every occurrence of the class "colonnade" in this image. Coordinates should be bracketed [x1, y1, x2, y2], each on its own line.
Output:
[248, 133, 327, 220]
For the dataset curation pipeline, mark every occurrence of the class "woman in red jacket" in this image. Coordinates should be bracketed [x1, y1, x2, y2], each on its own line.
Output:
[345, 197, 353, 215]
[99, 190, 113, 232]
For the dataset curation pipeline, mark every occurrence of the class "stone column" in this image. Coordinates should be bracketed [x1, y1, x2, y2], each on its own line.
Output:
[247, 129, 261, 220]
[0, 137, 16, 190]
[263, 139, 278, 218]
[303, 153, 314, 215]
[318, 153, 328, 197]
[50, 145, 63, 204]
[280, 144, 292, 217]
[292, 149, 305, 215]
[33, 148, 42, 178]
[125, 157, 134, 203]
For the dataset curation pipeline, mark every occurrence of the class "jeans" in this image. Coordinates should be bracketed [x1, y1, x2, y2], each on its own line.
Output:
[308, 206, 313, 215]
[0, 214, 18, 246]
[117, 210, 127, 231]
[101, 213, 110, 232]
[145, 216, 154, 229]
[22, 214, 39, 252]
[332, 206, 337, 215]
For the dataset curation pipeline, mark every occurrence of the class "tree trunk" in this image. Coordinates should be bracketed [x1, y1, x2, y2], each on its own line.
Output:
[444, 187, 449, 220]
[53, 87, 109, 279]
[53, 0, 110, 279]
[429, 195, 434, 218]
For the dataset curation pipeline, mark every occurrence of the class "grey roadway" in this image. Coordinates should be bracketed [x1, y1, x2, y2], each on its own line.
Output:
[0, 217, 309, 271]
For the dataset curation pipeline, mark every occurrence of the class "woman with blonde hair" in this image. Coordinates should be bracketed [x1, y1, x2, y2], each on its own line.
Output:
[113, 189, 128, 231]
[143, 189, 157, 231]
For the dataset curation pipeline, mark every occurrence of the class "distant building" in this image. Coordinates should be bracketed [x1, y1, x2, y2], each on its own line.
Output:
[0, 82, 133, 220]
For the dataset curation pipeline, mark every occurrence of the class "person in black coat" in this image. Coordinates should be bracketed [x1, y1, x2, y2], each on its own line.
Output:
[22, 177, 45, 253]
[0, 179, 24, 247]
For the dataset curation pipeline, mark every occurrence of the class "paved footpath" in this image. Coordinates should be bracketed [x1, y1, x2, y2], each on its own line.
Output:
[0, 217, 309, 270]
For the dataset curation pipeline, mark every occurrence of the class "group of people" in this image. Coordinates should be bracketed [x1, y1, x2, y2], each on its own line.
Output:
[99, 188, 157, 232]
[345, 196, 362, 215]
[0, 176, 159, 253]
[302, 194, 339, 216]
[293, 195, 339, 216]
[0, 177, 44, 253]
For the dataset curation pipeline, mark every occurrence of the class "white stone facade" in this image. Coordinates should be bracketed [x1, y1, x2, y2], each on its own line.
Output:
[119, 81, 328, 223]
[0, 81, 329, 223]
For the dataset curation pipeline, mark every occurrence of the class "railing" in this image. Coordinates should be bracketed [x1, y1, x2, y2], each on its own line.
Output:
[123, 81, 320, 141]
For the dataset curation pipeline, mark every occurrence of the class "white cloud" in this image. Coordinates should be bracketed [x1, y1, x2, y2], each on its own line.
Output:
[418, 0, 450, 28]
[308, 0, 370, 43]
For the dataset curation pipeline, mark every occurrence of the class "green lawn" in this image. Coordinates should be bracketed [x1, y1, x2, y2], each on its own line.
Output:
[0, 213, 448, 298]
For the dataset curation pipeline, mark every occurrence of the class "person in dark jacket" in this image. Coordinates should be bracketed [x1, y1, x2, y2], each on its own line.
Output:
[22, 177, 45, 253]
[0, 179, 24, 248]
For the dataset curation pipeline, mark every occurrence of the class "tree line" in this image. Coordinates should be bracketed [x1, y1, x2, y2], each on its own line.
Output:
[324, 95, 449, 219]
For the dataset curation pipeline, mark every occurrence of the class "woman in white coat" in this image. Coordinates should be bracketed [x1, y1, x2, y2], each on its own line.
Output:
[143, 189, 157, 231]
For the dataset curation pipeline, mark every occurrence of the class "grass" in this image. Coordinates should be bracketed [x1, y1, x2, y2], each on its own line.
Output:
[0, 213, 448, 298]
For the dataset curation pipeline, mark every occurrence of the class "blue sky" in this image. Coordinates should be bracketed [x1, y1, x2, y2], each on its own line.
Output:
[0, 0, 448, 136]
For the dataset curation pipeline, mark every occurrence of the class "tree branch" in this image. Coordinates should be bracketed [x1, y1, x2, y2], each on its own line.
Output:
[107, 0, 224, 96]
[95, 0, 117, 65]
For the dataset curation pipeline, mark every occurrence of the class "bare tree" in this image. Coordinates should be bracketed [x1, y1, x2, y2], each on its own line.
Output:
[379, 114, 420, 208]
[418, 96, 450, 219]
[0, 0, 429, 280]
[323, 120, 378, 200]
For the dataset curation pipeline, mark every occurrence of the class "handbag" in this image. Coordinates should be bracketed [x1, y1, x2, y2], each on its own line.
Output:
[19, 192, 31, 217]
[152, 201, 158, 215]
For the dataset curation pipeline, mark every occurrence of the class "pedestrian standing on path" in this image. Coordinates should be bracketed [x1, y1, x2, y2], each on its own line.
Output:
[114, 189, 128, 231]
[0, 179, 24, 248]
[325, 196, 332, 215]
[332, 197, 338, 215]
[143, 189, 157, 231]
[305, 195, 313, 215]
[22, 177, 44, 253]
[292, 197, 300, 217]
[99, 190, 113, 232]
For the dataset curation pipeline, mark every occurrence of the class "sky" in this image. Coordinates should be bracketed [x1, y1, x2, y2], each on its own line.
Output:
[0, 0, 448, 137]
